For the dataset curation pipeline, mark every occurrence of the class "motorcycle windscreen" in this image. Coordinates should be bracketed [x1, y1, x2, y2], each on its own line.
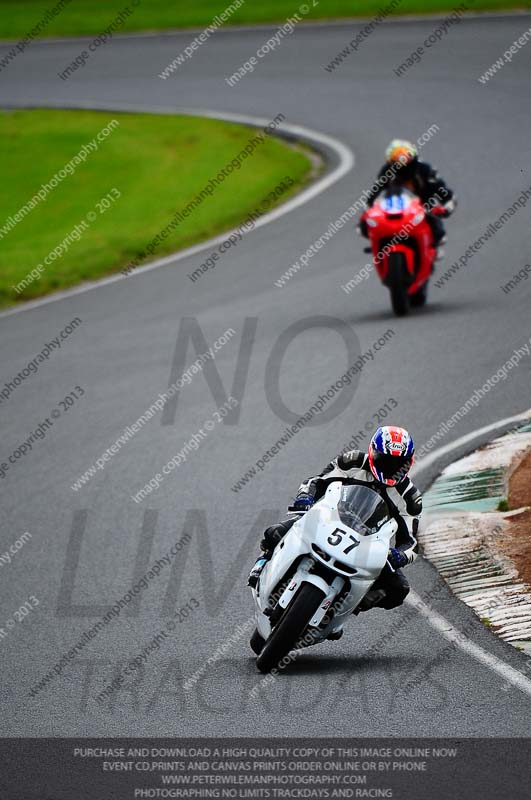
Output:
[377, 189, 414, 213]
[337, 485, 389, 536]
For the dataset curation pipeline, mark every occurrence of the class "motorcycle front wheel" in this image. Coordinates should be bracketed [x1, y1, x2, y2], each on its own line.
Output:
[388, 252, 410, 316]
[410, 282, 428, 307]
[256, 583, 325, 674]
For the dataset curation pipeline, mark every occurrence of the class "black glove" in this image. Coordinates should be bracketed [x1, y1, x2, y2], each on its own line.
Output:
[388, 548, 408, 570]
[290, 494, 314, 512]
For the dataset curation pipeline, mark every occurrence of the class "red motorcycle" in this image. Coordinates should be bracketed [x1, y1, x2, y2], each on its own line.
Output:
[360, 188, 447, 316]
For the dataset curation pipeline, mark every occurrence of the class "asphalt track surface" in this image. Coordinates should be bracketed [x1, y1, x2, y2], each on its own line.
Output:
[1, 14, 531, 738]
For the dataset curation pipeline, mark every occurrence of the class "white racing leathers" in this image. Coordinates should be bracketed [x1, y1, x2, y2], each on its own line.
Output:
[298, 449, 421, 564]
[253, 481, 403, 662]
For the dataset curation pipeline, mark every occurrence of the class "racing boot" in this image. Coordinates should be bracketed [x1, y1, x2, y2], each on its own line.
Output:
[353, 588, 387, 615]
[248, 556, 269, 588]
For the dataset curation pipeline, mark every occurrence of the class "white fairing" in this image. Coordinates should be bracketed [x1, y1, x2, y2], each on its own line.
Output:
[252, 482, 397, 643]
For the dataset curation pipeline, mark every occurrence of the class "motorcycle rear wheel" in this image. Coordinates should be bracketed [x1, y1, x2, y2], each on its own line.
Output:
[388, 252, 410, 316]
[255, 583, 325, 674]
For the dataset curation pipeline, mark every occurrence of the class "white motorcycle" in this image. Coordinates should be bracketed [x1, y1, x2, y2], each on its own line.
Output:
[250, 481, 398, 673]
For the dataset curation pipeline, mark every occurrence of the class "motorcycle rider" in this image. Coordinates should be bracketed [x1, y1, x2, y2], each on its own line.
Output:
[248, 426, 421, 628]
[359, 139, 456, 248]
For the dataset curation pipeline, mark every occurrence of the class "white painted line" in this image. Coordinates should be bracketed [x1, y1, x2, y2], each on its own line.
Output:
[411, 409, 531, 478]
[411, 409, 531, 696]
[0, 106, 354, 320]
[407, 591, 531, 698]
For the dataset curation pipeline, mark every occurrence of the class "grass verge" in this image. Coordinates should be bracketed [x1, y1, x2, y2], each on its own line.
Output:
[0, 109, 314, 307]
[0, 0, 529, 39]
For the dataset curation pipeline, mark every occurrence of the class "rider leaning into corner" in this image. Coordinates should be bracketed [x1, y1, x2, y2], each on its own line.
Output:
[359, 139, 456, 250]
[248, 426, 422, 638]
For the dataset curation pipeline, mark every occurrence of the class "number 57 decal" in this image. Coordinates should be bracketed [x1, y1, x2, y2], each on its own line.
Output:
[327, 528, 360, 554]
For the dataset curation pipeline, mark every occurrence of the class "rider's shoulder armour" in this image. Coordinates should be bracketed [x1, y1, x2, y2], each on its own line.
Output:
[337, 450, 367, 471]
[396, 478, 423, 516]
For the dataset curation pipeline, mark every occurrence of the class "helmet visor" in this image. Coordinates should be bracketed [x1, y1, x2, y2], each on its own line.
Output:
[372, 451, 413, 480]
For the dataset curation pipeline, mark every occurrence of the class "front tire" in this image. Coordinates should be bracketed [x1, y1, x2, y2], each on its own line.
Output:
[256, 583, 325, 674]
[410, 283, 428, 307]
[388, 252, 410, 316]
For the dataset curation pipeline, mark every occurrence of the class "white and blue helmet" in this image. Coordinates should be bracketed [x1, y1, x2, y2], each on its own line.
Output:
[368, 426, 415, 486]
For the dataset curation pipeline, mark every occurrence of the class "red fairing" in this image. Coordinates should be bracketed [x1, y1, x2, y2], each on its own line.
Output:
[360, 190, 439, 295]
